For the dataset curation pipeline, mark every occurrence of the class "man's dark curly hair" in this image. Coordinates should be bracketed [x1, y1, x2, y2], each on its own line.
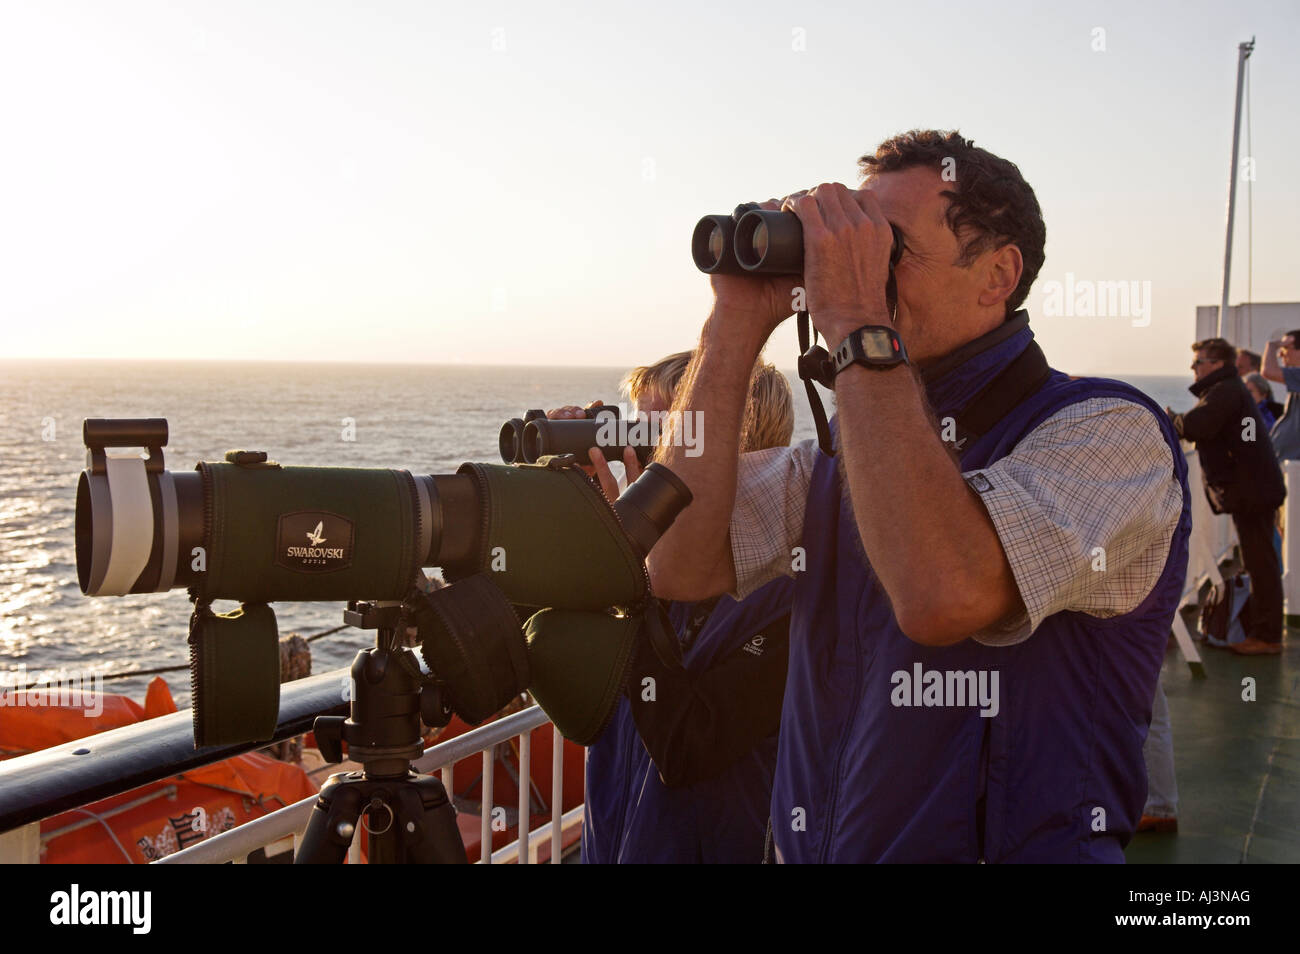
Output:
[1192, 337, 1237, 365]
[858, 130, 1046, 316]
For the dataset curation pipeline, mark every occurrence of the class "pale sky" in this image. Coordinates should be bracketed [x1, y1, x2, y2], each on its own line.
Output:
[1, 0, 1297, 375]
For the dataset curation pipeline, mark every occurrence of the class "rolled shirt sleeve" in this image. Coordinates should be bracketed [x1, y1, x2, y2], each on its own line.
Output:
[728, 439, 817, 600]
[961, 398, 1185, 646]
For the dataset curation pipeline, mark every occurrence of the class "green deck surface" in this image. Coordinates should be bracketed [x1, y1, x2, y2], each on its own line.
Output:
[1125, 628, 1300, 864]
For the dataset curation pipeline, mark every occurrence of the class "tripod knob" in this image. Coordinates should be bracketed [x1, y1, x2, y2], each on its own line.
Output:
[314, 715, 346, 763]
[421, 685, 453, 729]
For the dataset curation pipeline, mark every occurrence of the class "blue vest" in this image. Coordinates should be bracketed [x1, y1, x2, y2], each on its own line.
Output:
[773, 323, 1191, 863]
[583, 577, 794, 863]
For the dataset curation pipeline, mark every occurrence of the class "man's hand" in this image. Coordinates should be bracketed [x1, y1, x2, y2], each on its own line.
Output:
[545, 401, 604, 478]
[708, 198, 804, 347]
[543, 401, 641, 499]
[783, 183, 895, 347]
[588, 445, 641, 501]
[547, 400, 602, 421]
[1263, 340, 1286, 384]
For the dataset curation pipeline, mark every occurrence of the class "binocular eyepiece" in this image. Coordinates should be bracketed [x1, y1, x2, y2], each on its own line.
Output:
[692, 203, 904, 276]
[499, 405, 654, 466]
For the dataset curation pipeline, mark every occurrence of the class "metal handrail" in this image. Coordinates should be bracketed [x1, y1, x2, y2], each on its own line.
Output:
[0, 669, 349, 834]
[491, 805, 585, 864]
[157, 703, 566, 864]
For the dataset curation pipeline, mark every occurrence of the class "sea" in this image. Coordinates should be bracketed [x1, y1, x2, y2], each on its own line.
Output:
[0, 359, 1193, 708]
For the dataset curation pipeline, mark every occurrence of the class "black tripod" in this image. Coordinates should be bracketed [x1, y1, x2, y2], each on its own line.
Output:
[296, 600, 468, 864]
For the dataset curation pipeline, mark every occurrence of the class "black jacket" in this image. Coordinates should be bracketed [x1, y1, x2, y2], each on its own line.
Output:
[1172, 365, 1286, 514]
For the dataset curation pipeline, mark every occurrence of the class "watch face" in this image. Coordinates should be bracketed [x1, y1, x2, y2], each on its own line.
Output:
[860, 329, 900, 361]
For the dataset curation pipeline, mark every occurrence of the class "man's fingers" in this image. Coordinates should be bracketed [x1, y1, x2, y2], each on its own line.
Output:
[623, 445, 643, 484]
[546, 404, 587, 420]
[849, 188, 890, 228]
[783, 191, 826, 235]
[588, 448, 619, 500]
[808, 183, 853, 231]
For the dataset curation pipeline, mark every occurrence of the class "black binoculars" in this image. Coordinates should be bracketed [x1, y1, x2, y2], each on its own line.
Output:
[499, 406, 654, 466]
[692, 203, 903, 276]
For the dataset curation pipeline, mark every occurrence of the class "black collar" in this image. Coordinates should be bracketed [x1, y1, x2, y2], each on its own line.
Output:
[919, 310, 1030, 383]
[1189, 364, 1237, 397]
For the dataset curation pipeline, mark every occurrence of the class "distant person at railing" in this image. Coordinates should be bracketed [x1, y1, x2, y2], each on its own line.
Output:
[1244, 373, 1280, 431]
[1236, 348, 1261, 378]
[1262, 332, 1300, 461]
[1168, 337, 1285, 655]
[550, 351, 796, 864]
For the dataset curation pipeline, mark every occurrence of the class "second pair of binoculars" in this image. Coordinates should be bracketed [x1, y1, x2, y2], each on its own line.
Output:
[499, 405, 656, 465]
[692, 202, 903, 276]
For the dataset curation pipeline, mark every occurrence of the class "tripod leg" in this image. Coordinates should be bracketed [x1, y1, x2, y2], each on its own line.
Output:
[295, 775, 364, 864]
[398, 775, 469, 864]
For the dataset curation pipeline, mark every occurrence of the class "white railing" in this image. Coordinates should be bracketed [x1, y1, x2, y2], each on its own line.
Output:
[155, 703, 581, 865]
[1284, 461, 1300, 617]
[1171, 449, 1236, 674]
[1181, 449, 1238, 602]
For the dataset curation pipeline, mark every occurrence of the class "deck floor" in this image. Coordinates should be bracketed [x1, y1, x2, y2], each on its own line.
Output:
[1125, 626, 1300, 864]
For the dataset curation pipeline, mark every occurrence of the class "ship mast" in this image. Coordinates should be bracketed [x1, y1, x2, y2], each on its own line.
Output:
[1218, 37, 1255, 337]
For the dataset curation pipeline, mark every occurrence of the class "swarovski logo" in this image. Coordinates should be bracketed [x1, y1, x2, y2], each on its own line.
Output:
[742, 635, 766, 656]
[276, 511, 353, 573]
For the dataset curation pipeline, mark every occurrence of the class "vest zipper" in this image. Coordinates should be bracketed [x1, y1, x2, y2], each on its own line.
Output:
[817, 605, 865, 864]
[976, 715, 991, 863]
[609, 726, 635, 860]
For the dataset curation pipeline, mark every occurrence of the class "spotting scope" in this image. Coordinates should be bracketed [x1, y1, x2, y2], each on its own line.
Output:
[77, 418, 688, 604]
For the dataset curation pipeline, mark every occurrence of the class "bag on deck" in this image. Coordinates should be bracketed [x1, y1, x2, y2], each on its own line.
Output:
[1198, 572, 1251, 647]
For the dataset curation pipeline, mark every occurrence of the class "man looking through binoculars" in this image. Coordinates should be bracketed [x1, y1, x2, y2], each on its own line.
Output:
[647, 129, 1190, 863]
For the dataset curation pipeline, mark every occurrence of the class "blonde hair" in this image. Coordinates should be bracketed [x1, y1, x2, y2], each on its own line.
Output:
[621, 350, 794, 453]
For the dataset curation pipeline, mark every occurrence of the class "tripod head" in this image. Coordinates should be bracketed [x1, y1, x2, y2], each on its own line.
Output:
[312, 598, 453, 780]
[296, 597, 472, 863]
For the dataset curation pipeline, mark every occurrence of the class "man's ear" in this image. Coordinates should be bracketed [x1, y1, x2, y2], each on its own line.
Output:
[977, 244, 1023, 310]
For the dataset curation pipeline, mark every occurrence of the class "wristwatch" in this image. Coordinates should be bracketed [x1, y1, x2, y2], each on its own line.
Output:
[830, 325, 909, 378]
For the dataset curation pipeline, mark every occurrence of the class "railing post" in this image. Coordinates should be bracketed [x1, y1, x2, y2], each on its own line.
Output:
[517, 732, 531, 864]
[551, 725, 563, 864]
[480, 745, 495, 864]
[0, 822, 40, 864]
[1284, 461, 1300, 626]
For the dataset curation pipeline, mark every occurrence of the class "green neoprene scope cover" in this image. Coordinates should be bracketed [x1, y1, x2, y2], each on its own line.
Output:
[524, 608, 642, 746]
[453, 461, 648, 611]
[188, 601, 280, 748]
[195, 462, 420, 602]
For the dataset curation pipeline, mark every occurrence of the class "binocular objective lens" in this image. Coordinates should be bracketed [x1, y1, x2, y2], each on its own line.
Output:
[708, 225, 724, 265]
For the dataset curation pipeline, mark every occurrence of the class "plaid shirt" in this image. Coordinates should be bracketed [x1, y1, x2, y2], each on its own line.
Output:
[730, 397, 1185, 646]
